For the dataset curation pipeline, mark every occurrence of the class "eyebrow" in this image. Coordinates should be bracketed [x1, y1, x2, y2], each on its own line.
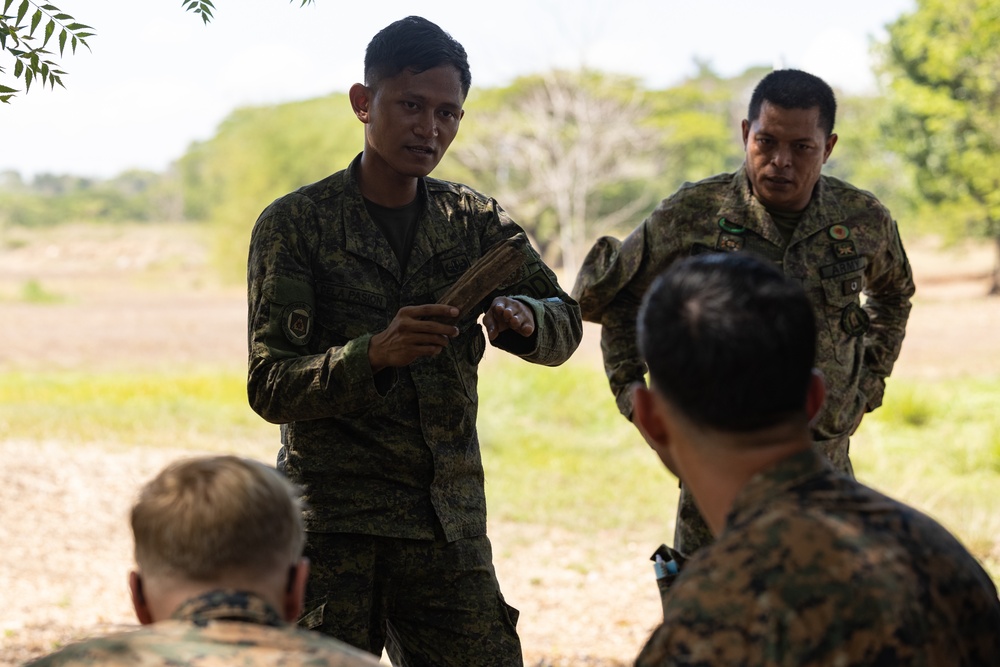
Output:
[754, 131, 818, 144]
[400, 90, 463, 111]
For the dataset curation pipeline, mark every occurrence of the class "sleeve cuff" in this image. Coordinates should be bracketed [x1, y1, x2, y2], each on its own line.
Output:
[859, 367, 886, 411]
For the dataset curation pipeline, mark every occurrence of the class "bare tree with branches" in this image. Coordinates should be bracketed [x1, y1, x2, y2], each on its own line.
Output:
[453, 70, 659, 275]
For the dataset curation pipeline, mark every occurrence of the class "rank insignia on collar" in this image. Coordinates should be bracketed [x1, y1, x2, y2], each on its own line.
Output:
[717, 232, 745, 252]
[832, 240, 857, 258]
[828, 224, 850, 240]
[718, 218, 746, 235]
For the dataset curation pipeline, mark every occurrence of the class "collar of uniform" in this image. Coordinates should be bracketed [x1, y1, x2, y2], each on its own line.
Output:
[716, 167, 848, 247]
[403, 179, 471, 283]
[341, 154, 467, 285]
[714, 167, 786, 247]
[171, 589, 285, 628]
[723, 448, 830, 532]
[341, 153, 406, 282]
[788, 175, 847, 245]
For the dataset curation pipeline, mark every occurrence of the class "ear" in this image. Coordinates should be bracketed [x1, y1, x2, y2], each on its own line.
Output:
[806, 369, 827, 425]
[129, 571, 154, 626]
[633, 384, 667, 450]
[349, 83, 372, 124]
[822, 132, 838, 163]
[283, 557, 310, 623]
[741, 118, 751, 149]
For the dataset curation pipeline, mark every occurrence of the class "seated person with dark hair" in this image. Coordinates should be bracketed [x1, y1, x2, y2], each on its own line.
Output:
[630, 252, 1000, 666]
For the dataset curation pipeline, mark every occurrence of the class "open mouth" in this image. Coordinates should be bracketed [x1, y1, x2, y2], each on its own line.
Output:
[407, 146, 435, 156]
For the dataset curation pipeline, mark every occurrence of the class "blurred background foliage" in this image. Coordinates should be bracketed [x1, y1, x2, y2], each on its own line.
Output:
[1, 0, 998, 289]
[1, 0, 998, 591]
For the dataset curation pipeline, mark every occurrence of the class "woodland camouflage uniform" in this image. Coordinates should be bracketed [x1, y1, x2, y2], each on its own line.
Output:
[25, 590, 382, 667]
[573, 167, 914, 554]
[635, 449, 1000, 666]
[247, 154, 582, 663]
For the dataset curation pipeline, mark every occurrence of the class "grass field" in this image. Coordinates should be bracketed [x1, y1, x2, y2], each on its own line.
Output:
[3, 224, 998, 666]
[2, 357, 997, 581]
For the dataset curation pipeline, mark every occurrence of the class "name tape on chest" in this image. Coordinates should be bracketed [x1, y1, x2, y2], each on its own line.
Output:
[320, 284, 388, 310]
[819, 257, 867, 280]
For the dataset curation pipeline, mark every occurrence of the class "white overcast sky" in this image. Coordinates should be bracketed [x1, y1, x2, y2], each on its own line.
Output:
[2, 0, 914, 179]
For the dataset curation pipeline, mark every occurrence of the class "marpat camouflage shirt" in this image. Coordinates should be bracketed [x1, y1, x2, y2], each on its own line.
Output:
[247, 155, 582, 541]
[25, 590, 383, 666]
[635, 450, 1000, 666]
[573, 167, 914, 468]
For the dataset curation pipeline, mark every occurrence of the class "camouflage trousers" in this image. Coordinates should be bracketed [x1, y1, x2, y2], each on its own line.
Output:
[674, 435, 854, 556]
[300, 532, 522, 667]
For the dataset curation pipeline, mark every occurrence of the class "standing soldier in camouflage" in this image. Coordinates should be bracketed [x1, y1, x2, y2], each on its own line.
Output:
[631, 253, 1000, 666]
[27, 456, 382, 667]
[246, 16, 582, 667]
[573, 69, 914, 557]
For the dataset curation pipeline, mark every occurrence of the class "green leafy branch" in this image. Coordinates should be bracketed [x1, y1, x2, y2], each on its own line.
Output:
[181, 1, 314, 25]
[0, 0, 316, 103]
[0, 0, 93, 103]
[181, 0, 216, 25]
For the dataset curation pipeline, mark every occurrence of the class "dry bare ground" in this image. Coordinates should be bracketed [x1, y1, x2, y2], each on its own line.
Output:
[1, 225, 998, 666]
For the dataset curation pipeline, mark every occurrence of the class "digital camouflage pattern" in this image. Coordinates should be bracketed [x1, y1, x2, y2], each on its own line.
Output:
[247, 154, 579, 663]
[300, 532, 521, 666]
[573, 167, 914, 554]
[247, 154, 582, 542]
[635, 450, 1000, 666]
[25, 590, 382, 667]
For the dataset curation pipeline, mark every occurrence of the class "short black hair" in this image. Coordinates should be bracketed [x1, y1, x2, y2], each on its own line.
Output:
[364, 16, 472, 98]
[638, 253, 817, 433]
[747, 69, 837, 136]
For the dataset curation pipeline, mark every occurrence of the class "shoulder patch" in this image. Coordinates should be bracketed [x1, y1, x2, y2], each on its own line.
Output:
[281, 302, 313, 346]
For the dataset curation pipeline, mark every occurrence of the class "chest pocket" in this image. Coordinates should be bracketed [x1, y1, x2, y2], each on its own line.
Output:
[818, 259, 870, 362]
[314, 282, 390, 348]
[821, 271, 865, 309]
[819, 258, 867, 307]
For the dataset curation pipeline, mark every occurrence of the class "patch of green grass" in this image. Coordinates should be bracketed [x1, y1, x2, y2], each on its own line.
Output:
[852, 375, 1000, 581]
[874, 382, 935, 427]
[2, 361, 997, 583]
[0, 369, 275, 457]
[19, 278, 66, 304]
[478, 356, 676, 535]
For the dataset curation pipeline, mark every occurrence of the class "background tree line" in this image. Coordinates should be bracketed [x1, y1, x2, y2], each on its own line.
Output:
[2, 0, 997, 290]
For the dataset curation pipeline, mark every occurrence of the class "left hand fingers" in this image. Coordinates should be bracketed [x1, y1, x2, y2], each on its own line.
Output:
[488, 298, 535, 338]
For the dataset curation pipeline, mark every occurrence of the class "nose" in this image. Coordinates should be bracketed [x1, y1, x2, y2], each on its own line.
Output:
[771, 144, 792, 168]
[414, 110, 438, 138]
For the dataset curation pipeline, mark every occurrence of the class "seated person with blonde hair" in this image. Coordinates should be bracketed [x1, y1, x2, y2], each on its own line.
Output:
[28, 455, 381, 666]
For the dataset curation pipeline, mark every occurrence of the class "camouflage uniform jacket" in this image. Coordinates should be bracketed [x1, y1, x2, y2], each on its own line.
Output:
[573, 167, 914, 463]
[25, 590, 383, 666]
[635, 450, 1000, 666]
[247, 155, 582, 541]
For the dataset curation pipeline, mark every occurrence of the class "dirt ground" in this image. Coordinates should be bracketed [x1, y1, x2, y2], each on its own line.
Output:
[1, 224, 998, 666]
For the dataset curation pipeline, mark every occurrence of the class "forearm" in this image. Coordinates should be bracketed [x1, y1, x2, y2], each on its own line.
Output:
[248, 334, 389, 424]
[601, 296, 647, 419]
[862, 221, 915, 388]
[493, 295, 583, 365]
